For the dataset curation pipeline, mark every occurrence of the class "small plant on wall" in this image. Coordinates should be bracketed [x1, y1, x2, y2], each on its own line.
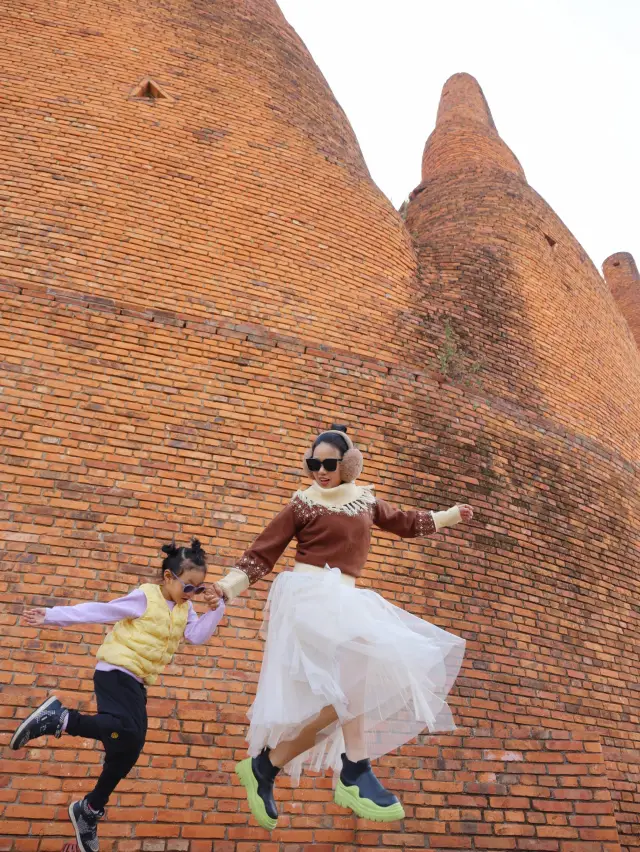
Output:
[432, 317, 484, 389]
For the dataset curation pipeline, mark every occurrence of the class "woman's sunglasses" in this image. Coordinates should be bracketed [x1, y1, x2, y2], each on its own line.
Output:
[306, 457, 341, 472]
[170, 571, 206, 595]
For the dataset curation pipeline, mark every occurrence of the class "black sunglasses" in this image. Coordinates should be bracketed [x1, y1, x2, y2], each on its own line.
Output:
[170, 571, 206, 595]
[306, 457, 341, 472]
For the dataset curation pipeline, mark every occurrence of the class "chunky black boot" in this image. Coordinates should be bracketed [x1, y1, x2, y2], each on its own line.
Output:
[68, 798, 105, 852]
[334, 753, 405, 822]
[10, 696, 68, 749]
[235, 748, 281, 831]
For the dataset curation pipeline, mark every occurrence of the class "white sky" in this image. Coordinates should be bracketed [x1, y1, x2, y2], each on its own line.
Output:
[277, 0, 639, 272]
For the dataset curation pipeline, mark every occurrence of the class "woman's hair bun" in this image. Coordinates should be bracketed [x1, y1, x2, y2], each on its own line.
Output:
[162, 541, 179, 556]
[330, 423, 348, 433]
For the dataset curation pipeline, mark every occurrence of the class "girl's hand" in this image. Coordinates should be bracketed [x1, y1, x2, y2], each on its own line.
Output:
[22, 608, 46, 626]
[458, 504, 474, 523]
[204, 585, 224, 609]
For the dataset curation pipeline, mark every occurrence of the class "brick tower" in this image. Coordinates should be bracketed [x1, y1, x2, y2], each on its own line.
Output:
[1, 4, 639, 852]
[403, 72, 640, 852]
[603, 252, 640, 347]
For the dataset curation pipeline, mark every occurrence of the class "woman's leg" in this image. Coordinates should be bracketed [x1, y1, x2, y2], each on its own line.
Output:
[236, 704, 338, 831]
[269, 704, 338, 767]
[341, 713, 367, 762]
[335, 674, 405, 823]
[336, 717, 405, 822]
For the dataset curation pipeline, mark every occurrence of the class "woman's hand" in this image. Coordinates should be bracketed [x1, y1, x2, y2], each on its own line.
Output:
[22, 608, 46, 626]
[458, 504, 474, 523]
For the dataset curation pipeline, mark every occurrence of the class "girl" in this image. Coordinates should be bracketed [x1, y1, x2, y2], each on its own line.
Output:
[213, 425, 473, 830]
[12, 538, 224, 852]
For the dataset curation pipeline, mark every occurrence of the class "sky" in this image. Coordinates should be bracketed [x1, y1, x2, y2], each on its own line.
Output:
[276, 0, 639, 272]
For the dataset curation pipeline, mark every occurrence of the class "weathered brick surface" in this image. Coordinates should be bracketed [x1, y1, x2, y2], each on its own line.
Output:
[603, 253, 640, 348]
[0, 6, 639, 852]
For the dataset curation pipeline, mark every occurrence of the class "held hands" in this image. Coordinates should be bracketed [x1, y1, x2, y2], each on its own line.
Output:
[22, 608, 46, 626]
[203, 583, 226, 610]
[457, 504, 474, 523]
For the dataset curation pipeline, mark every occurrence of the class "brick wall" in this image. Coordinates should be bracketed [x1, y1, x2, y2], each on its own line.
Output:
[1, 3, 639, 852]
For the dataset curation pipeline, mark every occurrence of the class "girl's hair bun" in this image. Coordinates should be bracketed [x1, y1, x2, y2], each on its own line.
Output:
[162, 541, 179, 557]
[330, 423, 348, 433]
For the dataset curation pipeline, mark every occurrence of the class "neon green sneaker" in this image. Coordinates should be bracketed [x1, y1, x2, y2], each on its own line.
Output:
[334, 753, 405, 823]
[235, 752, 280, 831]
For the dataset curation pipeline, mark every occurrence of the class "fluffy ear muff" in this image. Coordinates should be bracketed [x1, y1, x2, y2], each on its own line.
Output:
[340, 448, 363, 483]
[303, 448, 314, 479]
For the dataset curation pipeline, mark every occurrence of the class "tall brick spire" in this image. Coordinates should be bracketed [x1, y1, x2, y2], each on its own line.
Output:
[422, 72, 525, 179]
[404, 77, 640, 847]
[603, 252, 640, 346]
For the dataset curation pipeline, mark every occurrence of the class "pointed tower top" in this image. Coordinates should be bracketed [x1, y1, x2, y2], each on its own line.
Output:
[603, 252, 639, 282]
[422, 73, 525, 181]
[602, 252, 640, 347]
[435, 72, 497, 130]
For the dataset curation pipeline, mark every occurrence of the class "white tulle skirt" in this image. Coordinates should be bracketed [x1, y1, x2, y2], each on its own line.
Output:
[247, 564, 465, 783]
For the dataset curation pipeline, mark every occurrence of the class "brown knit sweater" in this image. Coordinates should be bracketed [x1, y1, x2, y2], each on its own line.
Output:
[234, 490, 437, 585]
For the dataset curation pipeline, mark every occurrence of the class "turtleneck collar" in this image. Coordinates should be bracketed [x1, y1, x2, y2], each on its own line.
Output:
[295, 481, 375, 515]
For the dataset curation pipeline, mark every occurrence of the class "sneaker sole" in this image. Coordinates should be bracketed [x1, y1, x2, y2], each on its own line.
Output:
[67, 801, 87, 852]
[235, 757, 278, 832]
[10, 695, 59, 750]
[334, 779, 405, 822]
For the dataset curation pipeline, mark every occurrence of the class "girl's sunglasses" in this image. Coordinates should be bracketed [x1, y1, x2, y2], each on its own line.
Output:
[170, 571, 206, 595]
[306, 457, 341, 472]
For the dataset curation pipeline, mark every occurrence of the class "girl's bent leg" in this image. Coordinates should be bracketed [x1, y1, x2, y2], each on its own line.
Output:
[79, 670, 148, 810]
[67, 671, 147, 852]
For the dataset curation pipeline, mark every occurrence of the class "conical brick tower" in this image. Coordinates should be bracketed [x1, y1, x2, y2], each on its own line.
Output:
[603, 252, 640, 347]
[1, 2, 639, 848]
[403, 72, 640, 851]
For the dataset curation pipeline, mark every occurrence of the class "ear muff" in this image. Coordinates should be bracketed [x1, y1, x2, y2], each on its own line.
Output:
[339, 447, 363, 483]
[303, 433, 364, 483]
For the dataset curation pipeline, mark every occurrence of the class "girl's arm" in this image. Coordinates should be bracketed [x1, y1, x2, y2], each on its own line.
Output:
[183, 599, 226, 644]
[215, 502, 299, 602]
[374, 499, 473, 538]
[22, 589, 147, 627]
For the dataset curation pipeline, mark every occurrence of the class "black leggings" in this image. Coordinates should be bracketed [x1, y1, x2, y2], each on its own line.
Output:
[65, 670, 148, 811]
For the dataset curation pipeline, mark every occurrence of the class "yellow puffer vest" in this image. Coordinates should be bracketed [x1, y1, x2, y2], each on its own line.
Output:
[96, 584, 189, 685]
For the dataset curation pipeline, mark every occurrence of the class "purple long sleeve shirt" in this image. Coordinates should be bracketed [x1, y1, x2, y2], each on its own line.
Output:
[44, 588, 225, 683]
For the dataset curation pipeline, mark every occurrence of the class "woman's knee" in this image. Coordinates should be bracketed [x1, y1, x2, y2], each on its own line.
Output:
[317, 705, 339, 728]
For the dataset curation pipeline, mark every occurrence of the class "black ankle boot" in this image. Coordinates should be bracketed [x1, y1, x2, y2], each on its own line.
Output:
[334, 753, 405, 822]
[236, 748, 281, 831]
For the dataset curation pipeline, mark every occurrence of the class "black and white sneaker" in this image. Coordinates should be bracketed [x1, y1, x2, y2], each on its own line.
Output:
[68, 799, 104, 852]
[10, 696, 68, 749]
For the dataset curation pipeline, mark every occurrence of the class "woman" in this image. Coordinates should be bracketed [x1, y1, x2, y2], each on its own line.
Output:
[213, 426, 473, 830]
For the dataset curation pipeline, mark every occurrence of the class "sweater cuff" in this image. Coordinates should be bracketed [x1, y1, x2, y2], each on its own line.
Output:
[217, 568, 250, 602]
[432, 505, 462, 531]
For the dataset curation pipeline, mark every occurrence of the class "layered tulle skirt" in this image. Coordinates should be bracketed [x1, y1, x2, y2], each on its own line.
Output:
[246, 565, 465, 782]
